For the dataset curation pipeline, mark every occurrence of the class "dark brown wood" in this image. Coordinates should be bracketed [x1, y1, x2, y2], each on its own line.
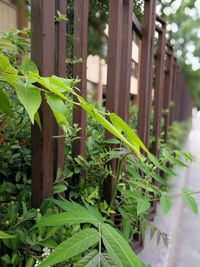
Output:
[31, 0, 55, 207]
[169, 59, 177, 125]
[16, 0, 28, 29]
[54, 0, 67, 175]
[104, 0, 123, 203]
[119, 0, 133, 122]
[137, 0, 156, 148]
[72, 0, 89, 158]
[163, 48, 174, 142]
[106, 0, 123, 115]
[152, 24, 166, 156]
[132, 12, 143, 38]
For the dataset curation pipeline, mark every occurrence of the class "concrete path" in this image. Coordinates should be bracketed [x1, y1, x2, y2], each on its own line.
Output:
[140, 110, 200, 267]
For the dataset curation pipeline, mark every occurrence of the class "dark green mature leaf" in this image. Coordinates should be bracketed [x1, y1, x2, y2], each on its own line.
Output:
[160, 194, 172, 215]
[15, 79, 41, 124]
[38, 228, 99, 267]
[75, 250, 99, 267]
[102, 224, 142, 267]
[35, 211, 99, 228]
[182, 187, 198, 215]
[0, 88, 12, 116]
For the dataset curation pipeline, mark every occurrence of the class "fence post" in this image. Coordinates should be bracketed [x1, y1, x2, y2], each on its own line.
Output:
[53, 0, 67, 176]
[152, 21, 166, 156]
[137, 0, 156, 148]
[169, 59, 177, 125]
[72, 0, 89, 159]
[163, 44, 174, 142]
[118, 0, 133, 123]
[104, 0, 123, 203]
[31, 0, 55, 207]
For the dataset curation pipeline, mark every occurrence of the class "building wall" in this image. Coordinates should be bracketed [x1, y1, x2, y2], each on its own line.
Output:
[0, 0, 17, 33]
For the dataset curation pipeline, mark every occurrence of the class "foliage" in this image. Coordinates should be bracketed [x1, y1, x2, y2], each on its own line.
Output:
[159, 0, 200, 108]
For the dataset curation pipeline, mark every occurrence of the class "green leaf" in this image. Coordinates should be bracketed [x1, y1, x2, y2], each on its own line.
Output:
[182, 187, 198, 215]
[15, 79, 41, 124]
[101, 224, 142, 267]
[0, 54, 18, 85]
[0, 88, 12, 116]
[137, 198, 150, 216]
[25, 256, 34, 267]
[160, 194, 172, 215]
[46, 93, 68, 128]
[75, 250, 99, 267]
[38, 228, 99, 267]
[109, 113, 148, 154]
[19, 57, 39, 75]
[53, 184, 68, 194]
[0, 231, 15, 239]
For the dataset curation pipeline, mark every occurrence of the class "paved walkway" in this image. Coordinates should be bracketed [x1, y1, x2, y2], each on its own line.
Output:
[140, 110, 200, 267]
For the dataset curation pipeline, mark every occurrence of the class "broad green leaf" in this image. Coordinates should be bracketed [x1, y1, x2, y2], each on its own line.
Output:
[0, 54, 18, 85]
[160, 194, 172, 215]
[51, 199, 103, 223]
[0, 231, 15, 239]
[46, 93, 68, 128]
[38, 228, 99, 267]
[102, 224, 142, 267]
[19, 57, 39, 75]
[137, 198, 150, 216]
[0, 88, 12, 116]
[15, 79, 41, 124]
[182, 187, 198, 215]
[75, 250, 99, 267]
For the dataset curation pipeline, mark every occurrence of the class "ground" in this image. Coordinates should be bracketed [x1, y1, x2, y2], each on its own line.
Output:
[140, 109, 200, 267]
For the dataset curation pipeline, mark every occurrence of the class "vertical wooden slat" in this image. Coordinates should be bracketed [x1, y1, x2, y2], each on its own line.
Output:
[118, 0, 133, 123]
[169, 59, 177, 125]
[137, 0, 156, 148]
[152, 25, 166, 156]
[104, 0, 123, 203]
[163, 46, 174, 142]
[31, 0, 55, 207]
[54, 0, 67, 175]
[72, 0, 89, 158]
[106, 0, 123, 115]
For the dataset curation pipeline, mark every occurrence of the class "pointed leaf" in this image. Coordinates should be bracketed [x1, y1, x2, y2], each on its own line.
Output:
[15, 79, 41, 124]
[182, 187, 198, 215]
[160, 194, 172, 215]
[38, 228, 99, 267]
[0, 88, 12, 116]
[102, 224, 142, 267]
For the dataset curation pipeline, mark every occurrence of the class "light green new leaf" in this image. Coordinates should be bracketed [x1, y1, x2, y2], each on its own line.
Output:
[0, 54, 18, 85]
[0, 231, 15, 239]
[46, 93, 68, 128]
[160, 194, 172, 215]
[38, 228, 99, 267]
[182, 187, 198, 215]
[137, 198, 150, 216]
[15, 79, 41, 124]
[0, 88, 12, 116]
[19, 57, 39, 75]
[109, 113, 148, 154]
[102, 224, 142, 267]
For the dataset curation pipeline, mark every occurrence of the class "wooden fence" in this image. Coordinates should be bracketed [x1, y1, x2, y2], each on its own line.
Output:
[30, 0, 193, 251]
